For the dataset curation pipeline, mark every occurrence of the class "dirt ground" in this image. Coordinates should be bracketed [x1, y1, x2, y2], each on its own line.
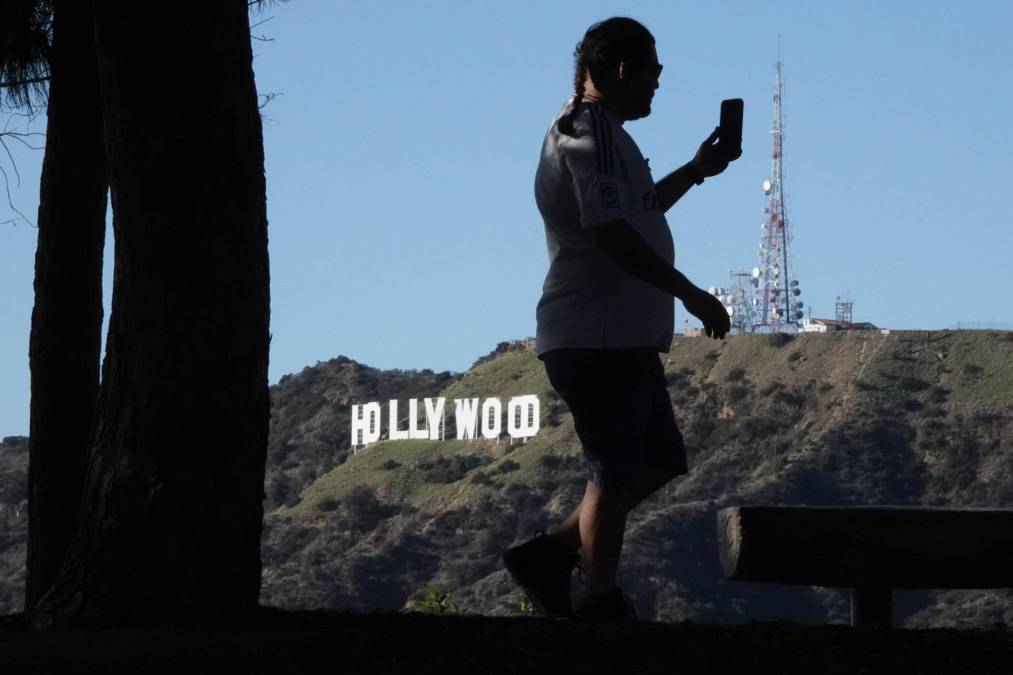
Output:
[0, 608, 1010, 674]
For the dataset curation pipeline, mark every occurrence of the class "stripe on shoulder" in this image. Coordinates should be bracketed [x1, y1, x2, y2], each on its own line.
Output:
[587, 103, 616, 177]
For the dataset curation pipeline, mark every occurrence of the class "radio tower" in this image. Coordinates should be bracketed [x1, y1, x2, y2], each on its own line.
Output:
[751, 39, 804, 332]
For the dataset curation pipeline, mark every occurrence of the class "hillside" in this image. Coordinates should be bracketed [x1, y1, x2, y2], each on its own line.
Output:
[2, 331, 1012, 627]
[258, 330, 1013, 627]
[265, 356, 459, 510]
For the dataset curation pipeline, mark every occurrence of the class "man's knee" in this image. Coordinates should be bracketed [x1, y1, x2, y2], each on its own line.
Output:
[640, 462, 682, 486]
[660, 463, 686, 482]
[623, 464, 681, 506]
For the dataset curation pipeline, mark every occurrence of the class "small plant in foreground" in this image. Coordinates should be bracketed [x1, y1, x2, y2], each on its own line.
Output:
[414, 586, 468, 615]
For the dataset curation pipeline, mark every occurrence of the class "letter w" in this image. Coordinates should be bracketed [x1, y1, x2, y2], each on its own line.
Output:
[454, 398, 480, 439]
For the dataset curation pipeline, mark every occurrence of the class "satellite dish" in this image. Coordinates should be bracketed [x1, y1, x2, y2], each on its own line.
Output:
[796, 301, 804, 309]
[752, 298, 759, 306]
[790, 280, 799, 287]
[795, 311, 804, 320]
[752, 267, 761, 278]
[793, 288, 801, 296]
[726, 306, 735, 317]
[763, 179, 772, 195]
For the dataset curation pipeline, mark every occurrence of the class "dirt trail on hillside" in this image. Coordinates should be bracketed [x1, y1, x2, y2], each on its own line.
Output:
[797, 333, 888, 458]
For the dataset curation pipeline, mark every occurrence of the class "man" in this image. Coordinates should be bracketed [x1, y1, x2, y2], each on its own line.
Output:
[502, 17, 735, 622]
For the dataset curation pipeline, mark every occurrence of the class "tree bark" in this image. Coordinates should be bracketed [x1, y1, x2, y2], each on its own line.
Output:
[26, 0, 107, 612]
[30, 0, 270, 628]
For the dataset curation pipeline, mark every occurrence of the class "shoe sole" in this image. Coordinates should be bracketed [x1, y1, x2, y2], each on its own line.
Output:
[502, 552, 573, 618]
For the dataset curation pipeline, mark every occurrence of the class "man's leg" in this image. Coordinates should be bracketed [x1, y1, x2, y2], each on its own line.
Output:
[577, 479, 629, 594]
[548, 463, 681, 561]
[550, 355, 686, 555]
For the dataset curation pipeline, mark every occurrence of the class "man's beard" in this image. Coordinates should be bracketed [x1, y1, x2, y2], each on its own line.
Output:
[631, 100, 652, 120]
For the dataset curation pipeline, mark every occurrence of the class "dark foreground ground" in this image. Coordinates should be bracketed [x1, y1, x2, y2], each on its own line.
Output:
[0, 608, 1010, 674]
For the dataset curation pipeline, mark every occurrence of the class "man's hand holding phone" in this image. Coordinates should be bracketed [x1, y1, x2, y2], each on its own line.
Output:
[683, 286, 731, 339]
[688, 98, 744, 183]
[690, 127, 730, 181]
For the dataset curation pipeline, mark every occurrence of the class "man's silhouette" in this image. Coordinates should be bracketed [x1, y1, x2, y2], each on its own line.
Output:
[503, 17, 735, 622]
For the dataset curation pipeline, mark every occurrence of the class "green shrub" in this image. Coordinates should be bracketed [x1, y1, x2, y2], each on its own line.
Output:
[727, 384, 750, 403]
[774, 389, 806, 408]
[413, 587, 467, 615]
[901, 399, 924, 412]
[767, 333, 795, 348]
[317, 498, 340, 512]
[540, 455, 562, 469]
[470, 470, 494, 486]
[518, 598, 536, 616]
[341, 485, 399, 530]
[962, 363, 984, 378]
[420, 454, 487, 483]
[897, 376, 930, 392]
[494, 459, 521, 474]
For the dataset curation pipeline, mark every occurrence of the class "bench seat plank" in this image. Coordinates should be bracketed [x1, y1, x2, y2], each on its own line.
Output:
[718, 505, 1013, 589]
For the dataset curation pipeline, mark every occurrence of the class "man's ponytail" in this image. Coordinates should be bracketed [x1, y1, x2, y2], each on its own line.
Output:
[556, 91, 583, 136]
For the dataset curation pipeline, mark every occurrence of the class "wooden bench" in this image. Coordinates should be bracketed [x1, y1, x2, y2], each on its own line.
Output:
[717, 505, 1013, 628]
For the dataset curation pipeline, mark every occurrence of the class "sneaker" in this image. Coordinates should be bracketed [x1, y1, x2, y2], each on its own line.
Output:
[502, 530, 580, 617]
[574, 587, 637, 623]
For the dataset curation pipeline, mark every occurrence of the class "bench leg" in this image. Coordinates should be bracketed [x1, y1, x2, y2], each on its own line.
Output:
[851, 585, 892, 628]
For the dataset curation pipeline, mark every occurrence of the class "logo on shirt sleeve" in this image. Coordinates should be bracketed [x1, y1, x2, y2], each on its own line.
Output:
[600, 182, 620, 209]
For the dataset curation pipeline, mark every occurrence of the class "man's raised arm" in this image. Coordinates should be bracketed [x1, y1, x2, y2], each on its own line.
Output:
[655, 128, 734, 213]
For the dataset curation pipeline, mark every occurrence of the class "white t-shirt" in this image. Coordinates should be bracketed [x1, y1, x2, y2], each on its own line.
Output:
[534, 97, 675, 356]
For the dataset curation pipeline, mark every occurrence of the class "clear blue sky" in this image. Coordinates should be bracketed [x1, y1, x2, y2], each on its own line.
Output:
[2, 1, 1012, 436]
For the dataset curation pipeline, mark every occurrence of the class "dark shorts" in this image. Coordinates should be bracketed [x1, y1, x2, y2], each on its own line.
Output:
[540, 347, 689, 488]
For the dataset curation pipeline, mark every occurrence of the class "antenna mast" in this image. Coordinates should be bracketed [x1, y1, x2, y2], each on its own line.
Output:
[752, 38, 804, 332]
[712, 269, 755, 335]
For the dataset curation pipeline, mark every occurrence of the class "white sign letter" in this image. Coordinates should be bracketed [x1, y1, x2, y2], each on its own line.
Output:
[425, 397, 446, 440]
[507, 395, 540, 441]
[454, 398, 480, 439]
[350, 402, 382, 448]
[481, 397, 502, 440]
[388, 400, 409, 440]
[408, 398, 429, 439]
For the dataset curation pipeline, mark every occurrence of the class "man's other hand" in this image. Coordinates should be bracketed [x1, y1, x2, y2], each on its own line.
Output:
[683, 287, 731, 339]
[690, 127, 735, 179]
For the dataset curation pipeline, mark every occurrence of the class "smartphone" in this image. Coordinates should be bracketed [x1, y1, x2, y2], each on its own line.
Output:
[718, 98, 743, 161]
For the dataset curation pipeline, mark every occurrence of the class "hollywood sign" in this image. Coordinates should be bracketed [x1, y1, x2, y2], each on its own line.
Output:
[350, 395, 540, 449]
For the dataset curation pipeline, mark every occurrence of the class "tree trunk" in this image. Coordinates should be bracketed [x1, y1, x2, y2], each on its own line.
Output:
[30, 0, 270, 628]
[26, 0, 107, 612]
